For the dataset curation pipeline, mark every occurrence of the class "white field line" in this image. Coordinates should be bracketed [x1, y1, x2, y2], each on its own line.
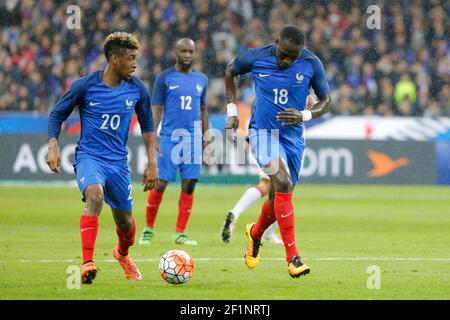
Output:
[1, 257, 450, 264]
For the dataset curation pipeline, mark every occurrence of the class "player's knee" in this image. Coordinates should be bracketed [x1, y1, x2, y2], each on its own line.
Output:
[85, 186, 104, 213]
[275, 179, 293, 193]
[156, 180, 168, 193]
[87, 191, 104, 206]
[182, 180, 197, 194]
[115, 214, 133, 232]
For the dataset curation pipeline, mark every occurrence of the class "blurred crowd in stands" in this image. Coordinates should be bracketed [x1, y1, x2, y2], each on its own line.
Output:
[0, 0, 448, 117]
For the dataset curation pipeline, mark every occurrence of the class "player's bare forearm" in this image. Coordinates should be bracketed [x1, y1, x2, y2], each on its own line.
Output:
[308, 93, 332, 119]
[142, 132, 157, 163]
[201, 107, 212, 163]
[152, 105, 163, 132]
[152, 105, 163, 153]
[46, 137, 61, 173]
[48, 137, 58, 147]
[224, 64, 239, 132]
[141, 132, 158, 191]
[201, 107, 210, 144]
[225, 64, 237, 104]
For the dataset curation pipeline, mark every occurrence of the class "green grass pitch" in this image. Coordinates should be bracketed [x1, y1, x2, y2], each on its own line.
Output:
[0, 184, 449, 300]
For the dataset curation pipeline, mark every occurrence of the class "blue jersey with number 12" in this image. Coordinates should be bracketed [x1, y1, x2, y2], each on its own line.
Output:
[152, 67, 208, 138]
[231, 45, 330, 145]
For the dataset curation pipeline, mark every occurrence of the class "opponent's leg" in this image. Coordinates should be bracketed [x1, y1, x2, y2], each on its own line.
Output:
[231, 179, 269, 221]
[262, 222, 283, 244]
[173, 179, 198, 245]
[222, 178, 270, 243]
[140, 180, 168, 245]
[112, 209, 142, 281]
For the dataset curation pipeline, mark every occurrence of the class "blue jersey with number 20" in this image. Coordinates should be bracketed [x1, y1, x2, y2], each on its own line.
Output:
[48, 70, 154, 162]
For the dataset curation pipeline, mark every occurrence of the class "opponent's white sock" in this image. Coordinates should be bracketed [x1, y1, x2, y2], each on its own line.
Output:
[263, 221, 278, 239]
[231, 187, 263, 221]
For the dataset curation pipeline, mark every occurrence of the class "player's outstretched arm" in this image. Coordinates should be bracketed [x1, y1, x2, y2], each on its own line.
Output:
[47, 79, 83, 173]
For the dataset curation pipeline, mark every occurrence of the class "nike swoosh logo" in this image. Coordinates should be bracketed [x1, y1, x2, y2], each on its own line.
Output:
[280, 210, 293, 218]
[81, 227, 96, 233]
[259, 73, 271, 77]
[169, 85, 180, 90]
[288, 242, 295, 247]
[89, 101, 101, 106]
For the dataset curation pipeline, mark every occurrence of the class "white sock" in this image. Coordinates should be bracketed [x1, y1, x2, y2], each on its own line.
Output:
[263, 222, 278, 239]
[231, 187, 263, 221]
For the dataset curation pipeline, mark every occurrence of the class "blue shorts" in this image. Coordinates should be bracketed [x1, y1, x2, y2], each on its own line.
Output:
[248, 128, 305, 185]
[73, 157, 133, 212]
[158, 136, 202, 183]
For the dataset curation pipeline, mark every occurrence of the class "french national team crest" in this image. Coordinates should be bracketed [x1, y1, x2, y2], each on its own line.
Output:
[126, 98, 133, 109]
[196, 84, 202, 94]
[296, 72, 304, 84]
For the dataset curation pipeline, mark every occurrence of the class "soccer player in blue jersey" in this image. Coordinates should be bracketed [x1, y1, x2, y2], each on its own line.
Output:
[221, 95, 318, 245]
[139, 38, 209, 246]
[225, 26, 331, 278]
[46, 32, 158, 284]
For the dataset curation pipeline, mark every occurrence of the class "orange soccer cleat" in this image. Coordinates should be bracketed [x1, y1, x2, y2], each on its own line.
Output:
[81, 261, 98, 284]
[112, 247, 142, 281]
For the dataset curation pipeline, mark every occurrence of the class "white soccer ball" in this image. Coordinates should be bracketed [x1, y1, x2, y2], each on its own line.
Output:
[159, 249, 194, 284]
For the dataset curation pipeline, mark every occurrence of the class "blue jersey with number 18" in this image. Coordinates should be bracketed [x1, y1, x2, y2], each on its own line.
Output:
[47, 70, 154, 162]
[231, 45, 330, 145]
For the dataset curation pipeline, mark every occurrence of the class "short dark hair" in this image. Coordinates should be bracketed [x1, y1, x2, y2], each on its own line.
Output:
[103, 32, 140, 61]
[280, 26, 305, 46]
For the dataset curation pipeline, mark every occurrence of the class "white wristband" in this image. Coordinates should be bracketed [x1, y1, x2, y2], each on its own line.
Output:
[227, 103, 238, 117]
[300, 110, 312, 122]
